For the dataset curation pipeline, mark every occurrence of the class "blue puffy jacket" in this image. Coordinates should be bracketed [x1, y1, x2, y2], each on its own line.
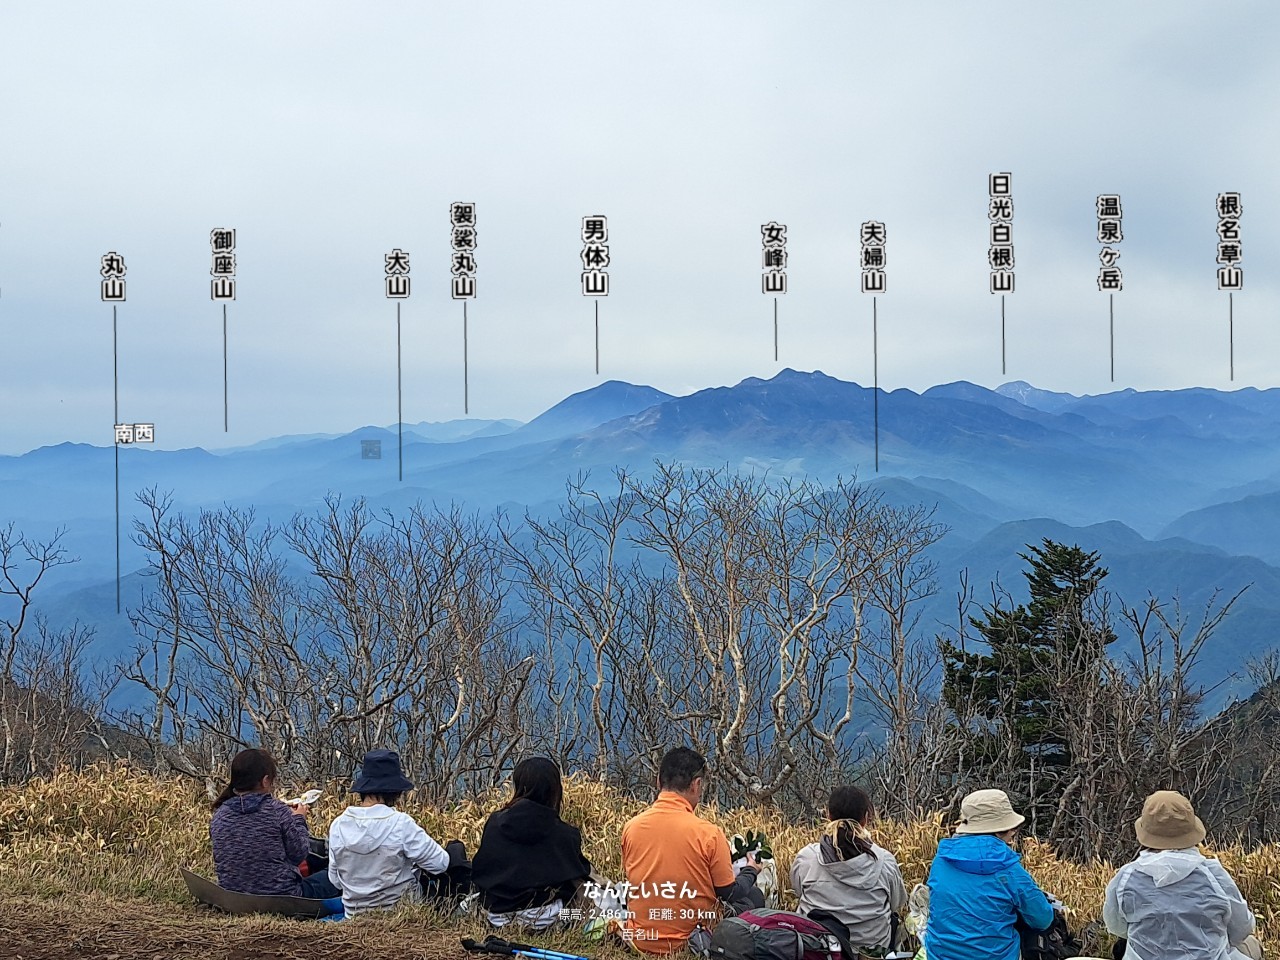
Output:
[924, 834, 1054, 960]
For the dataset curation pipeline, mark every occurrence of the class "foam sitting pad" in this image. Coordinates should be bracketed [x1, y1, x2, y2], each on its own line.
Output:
[180, 868, 334, 919]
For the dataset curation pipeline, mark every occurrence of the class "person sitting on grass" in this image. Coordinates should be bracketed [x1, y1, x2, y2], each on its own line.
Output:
[471, 756, 593, 930]
[209, 747, 342, 902]
[621, 747, 764, 954]
[924, 788, 1053, 960]
[790, 784, 907, 956]
[1104, 790, 1261, 960]
[326, 748, 460, 918]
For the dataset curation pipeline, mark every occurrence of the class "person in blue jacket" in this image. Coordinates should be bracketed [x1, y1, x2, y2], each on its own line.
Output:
[924, 789, 1054, 960]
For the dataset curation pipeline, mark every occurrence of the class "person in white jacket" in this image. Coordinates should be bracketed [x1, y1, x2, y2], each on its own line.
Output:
[1103, 791, 1261, 960]
[790, 785, 907, 955]
[327, 749, 452, 918]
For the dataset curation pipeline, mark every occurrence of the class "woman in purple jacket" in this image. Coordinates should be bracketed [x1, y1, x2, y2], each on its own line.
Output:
[209, 748, 341, 901]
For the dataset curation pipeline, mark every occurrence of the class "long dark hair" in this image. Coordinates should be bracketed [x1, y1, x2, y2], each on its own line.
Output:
[828, 784, 877, 860]
[505, 757, 563, 815]
[359, 792, 403, 808]
[212, 748, 279, 810]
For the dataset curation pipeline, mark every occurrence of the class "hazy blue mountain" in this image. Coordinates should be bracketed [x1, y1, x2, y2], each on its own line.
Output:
[219, 431, 346, 452]
[864, 476, 1005, 543]
[926, 381, 1069, 424]
[513, 381, 675, 442]
[1062, 387, 1280, 441]
[8, 368, 1280, 707]
[503, 371, 1267, 533]
[14, 372, 1278, 541]
[1161, 492, 1280, 566]
[995, 381, 1080, 413]
[215, 419, 522, 453]
[894, 476, 1019, 525]
[1205, 387, 1280, 419]
[461, 419, 524, 439]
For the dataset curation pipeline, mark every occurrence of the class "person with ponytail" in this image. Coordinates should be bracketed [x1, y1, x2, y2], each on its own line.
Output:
[790, 785, 907, 955]
[209, 748, 341, 901]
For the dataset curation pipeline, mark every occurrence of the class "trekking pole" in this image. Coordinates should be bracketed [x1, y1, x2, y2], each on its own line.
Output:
[461, 938, 590, 960]
[461, 938, 517, 957]
[505, 941, 591, 960]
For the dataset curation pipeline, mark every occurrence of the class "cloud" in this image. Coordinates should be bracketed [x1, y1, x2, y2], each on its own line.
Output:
[2, 1, 1277, 454]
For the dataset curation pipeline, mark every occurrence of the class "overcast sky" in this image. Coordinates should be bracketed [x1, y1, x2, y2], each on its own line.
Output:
[2, 2, 1278, 455]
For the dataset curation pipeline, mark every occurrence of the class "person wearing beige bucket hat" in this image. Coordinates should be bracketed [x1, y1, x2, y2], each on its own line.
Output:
[1104, 791, 1261, 960]
[953, 788, 1027, 836]
[922, 789, 1055, 960]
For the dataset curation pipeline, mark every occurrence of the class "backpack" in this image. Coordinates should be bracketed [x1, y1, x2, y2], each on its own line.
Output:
[1016, 910, 1082, 960]
[707, 908, 848, 960]
[420, 839, 474, 906]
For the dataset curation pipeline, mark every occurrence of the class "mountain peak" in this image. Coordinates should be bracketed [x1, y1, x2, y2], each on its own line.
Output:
[995, 381, 1080, 413]
[518, 380, 677, 441]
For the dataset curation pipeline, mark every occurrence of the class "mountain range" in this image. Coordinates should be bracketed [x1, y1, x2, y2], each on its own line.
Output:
[6, 369, 1280, 706]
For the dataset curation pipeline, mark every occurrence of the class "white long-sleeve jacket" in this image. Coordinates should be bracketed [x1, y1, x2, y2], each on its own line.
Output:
[327, 803, 450, 917]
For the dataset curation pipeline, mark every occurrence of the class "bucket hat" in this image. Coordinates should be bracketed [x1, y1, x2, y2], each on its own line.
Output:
[955, 788, 1026, 834]
[1134, 790, 1205, 850]
[351, 748, 415, 794]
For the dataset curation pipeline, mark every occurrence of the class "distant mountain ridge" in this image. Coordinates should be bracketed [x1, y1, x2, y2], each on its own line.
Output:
[6, 369, 1280, 703]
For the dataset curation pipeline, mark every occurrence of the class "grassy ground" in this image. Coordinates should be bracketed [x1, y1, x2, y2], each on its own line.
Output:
[0, 765, 1275, 958]
[0, 893, 566, 960]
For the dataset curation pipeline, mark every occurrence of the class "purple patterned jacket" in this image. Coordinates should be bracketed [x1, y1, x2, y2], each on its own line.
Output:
[210, 792, 310, 895]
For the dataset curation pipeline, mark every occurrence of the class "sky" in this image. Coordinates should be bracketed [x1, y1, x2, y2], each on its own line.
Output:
[2, 1, 1278, 455]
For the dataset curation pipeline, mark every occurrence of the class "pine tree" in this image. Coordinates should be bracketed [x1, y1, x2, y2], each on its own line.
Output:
[942, 539, 1116, 805]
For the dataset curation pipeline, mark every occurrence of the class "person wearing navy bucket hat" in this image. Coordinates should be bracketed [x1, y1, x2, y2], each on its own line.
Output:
[327, 749, 463, 918]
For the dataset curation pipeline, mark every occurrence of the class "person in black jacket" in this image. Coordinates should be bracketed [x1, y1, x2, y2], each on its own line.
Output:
[471, 757, 593, 929]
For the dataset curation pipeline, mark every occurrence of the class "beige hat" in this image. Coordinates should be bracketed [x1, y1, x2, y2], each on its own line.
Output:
[1134, 791, 1206, 850]
[955, 789, 1026, 834]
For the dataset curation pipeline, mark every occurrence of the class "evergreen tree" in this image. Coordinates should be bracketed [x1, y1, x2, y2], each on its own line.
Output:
[942, 539, 1117, 804]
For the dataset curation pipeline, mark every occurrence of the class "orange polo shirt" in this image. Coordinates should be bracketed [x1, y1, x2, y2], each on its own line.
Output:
[620, 791, 735, 954]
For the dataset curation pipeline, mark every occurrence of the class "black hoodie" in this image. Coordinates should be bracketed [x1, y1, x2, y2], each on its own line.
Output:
[471, 798, 593, 913]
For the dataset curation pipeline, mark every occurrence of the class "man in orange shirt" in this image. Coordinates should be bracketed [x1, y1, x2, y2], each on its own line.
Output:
[621, 747, 762, 954]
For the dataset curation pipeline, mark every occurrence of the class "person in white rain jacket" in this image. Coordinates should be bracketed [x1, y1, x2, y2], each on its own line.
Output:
[1104, 791, 1261, 960]
[328, 749, 451, 917]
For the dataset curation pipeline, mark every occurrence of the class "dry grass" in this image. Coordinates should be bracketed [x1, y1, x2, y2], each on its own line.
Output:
[1, 764, 1276, 951]
[0, 891, 617, 960]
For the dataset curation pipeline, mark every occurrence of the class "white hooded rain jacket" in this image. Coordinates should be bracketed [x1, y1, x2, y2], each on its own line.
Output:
[1103, 848, 1255, 960]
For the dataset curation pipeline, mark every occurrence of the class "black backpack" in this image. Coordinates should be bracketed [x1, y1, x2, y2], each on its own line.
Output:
[419, 839, 473, 905]
[706, 908, 849, 960]
[1016, 911, 1082, 960]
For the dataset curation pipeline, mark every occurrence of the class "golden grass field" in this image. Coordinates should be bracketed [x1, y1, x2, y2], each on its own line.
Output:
[0, 764, 1275, 959]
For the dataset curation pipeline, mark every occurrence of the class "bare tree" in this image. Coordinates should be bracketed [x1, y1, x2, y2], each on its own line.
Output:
[939, 553, 1253, 861]
[622, 464, 943, 806]
[0, 524, 114, 781]
[127, 489, 312, 776]
[849, 501, 949, 811]
[500, 472, 642, 780]
[127, 493, 534, 794]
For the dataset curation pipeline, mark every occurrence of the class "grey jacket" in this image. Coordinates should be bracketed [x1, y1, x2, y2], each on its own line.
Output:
[210, 792, 310, 896]
[790, 836, 908, 952]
